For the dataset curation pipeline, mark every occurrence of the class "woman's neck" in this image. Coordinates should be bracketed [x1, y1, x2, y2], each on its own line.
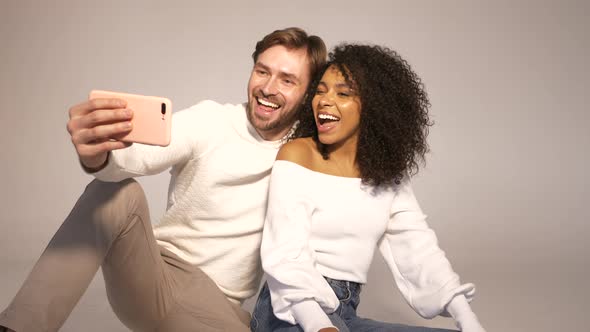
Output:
[323, 137, 360, 177]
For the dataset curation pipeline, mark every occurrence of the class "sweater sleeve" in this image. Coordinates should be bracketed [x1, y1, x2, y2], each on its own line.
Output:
[377, 175, 477, 323]
[91, 101, 213, 182]
[260, 161, 340, 332]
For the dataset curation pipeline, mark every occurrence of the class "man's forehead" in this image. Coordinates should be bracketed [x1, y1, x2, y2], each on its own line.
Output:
[256, 46, 310, 78]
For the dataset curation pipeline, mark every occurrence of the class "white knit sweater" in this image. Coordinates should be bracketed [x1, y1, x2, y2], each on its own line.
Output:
[93, 100, 283, 304]
[261, 160, 483, 332]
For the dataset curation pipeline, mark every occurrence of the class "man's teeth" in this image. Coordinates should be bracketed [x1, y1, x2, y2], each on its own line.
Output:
[257, 98, 279, 109]
[318, 114, 340, 121]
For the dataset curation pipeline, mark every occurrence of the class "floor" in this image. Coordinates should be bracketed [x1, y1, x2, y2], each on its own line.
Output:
[1, 253, 585, 331]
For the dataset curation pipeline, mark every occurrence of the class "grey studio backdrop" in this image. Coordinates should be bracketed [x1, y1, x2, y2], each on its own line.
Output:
[1, 1, 588, 331]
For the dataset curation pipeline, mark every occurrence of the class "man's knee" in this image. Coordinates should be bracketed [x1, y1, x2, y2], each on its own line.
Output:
[84, 178, 146, 207]
[85, 178, 142, 196]
[77, 178, 149, 231]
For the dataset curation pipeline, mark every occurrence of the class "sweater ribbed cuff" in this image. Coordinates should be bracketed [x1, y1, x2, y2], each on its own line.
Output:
[446, 295, 479, 329]
[291, 299, 337, 332]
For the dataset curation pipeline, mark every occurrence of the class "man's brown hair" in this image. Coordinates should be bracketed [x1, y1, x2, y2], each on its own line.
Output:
[252, 27, 327, 80]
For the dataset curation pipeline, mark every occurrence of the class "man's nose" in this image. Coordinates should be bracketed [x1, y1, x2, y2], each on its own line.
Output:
[261, 77, 279, 96]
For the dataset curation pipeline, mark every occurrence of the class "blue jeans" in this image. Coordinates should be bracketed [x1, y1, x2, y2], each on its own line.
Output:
[250, 278, 458, 332]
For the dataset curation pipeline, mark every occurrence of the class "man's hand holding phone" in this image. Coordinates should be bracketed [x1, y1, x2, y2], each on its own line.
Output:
[67, 98, 134, 171]
[67, 90, 172, 172]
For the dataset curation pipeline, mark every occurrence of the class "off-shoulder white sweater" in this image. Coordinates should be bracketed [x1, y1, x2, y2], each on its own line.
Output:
[261, 160, 483, 332]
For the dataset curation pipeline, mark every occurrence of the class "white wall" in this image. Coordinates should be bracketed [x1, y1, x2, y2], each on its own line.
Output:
[1, 1, 588, 331]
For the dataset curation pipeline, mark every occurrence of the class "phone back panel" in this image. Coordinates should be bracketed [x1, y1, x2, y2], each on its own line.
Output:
[89, 90, 172, 146]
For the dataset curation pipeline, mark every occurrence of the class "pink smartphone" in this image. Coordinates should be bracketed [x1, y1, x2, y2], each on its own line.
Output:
[89, 90, 172, 147]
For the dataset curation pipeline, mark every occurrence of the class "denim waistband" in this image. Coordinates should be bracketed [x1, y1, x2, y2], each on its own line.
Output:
[324, 277, 361, 287]
[324, 276, 362, 299]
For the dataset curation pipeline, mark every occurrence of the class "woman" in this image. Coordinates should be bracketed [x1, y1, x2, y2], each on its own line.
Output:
[250, 44, 485, 332]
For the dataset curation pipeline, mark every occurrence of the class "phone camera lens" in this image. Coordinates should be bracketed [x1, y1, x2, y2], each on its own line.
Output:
[161, 103, 166, 115]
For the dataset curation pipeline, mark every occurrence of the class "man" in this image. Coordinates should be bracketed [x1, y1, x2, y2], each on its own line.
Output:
[0, 27, 326, 332]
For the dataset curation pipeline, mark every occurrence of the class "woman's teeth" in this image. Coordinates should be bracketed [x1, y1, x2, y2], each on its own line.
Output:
[318, 113, 340, 125]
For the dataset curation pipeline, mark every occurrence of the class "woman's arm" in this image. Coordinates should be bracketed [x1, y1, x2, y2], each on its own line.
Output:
[378, 175, 485, 331]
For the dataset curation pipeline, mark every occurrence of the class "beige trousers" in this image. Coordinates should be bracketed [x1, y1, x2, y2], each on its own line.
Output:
[0, 179, 250, 332]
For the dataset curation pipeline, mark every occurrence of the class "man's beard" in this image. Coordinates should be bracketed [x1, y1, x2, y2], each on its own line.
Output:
[247, 102, 300, 134]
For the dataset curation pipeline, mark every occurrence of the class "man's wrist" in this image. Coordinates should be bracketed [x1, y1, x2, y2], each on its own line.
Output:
[80, 153, 109, 173]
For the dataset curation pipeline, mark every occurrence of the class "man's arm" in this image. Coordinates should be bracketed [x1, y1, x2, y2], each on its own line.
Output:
[67, 98, 202, 181]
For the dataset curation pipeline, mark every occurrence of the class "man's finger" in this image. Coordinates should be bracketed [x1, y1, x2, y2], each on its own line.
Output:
[67, 108, 132, 135]
[78, 108, 133, 128]
[77, 140, 133, 158]
[68, 98, 127, 118]
[72, 122, 132, 145]
[94, 140, 133, 153]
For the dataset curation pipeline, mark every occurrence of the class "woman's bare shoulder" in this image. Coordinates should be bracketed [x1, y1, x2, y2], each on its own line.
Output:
[276, 137, 318, 167]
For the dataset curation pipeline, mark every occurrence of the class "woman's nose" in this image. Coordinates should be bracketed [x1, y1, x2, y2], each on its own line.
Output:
[318, 94, 334, 107]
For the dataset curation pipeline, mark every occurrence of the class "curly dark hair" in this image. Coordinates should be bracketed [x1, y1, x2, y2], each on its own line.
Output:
[291, 43, 433, 187]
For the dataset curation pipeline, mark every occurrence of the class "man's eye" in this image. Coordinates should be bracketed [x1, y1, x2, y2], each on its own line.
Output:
[257, 70, 268, 76]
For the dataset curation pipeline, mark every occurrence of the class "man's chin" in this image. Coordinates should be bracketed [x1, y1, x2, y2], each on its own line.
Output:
[248, 106, 275, 125]
[251, 117, 279, 132]
[247, 104, 296, 138]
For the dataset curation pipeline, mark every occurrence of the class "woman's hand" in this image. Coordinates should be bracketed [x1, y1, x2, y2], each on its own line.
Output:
[457, 318, 486, 332]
